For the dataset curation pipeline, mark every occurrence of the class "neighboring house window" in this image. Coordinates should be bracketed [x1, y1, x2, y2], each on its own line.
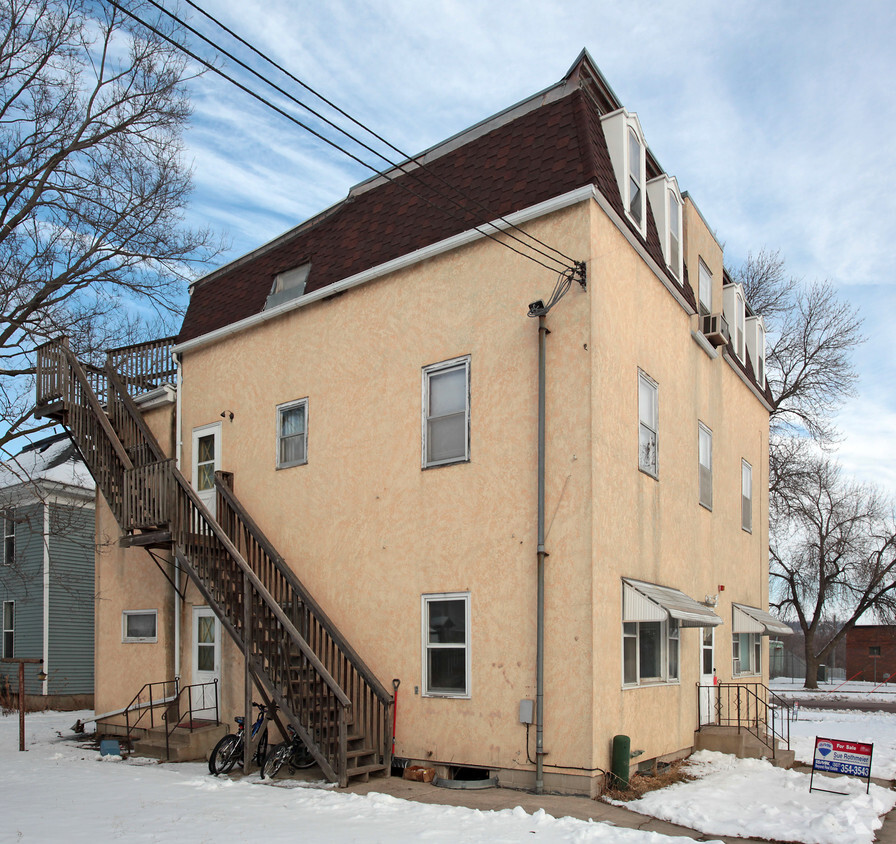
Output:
[742, 460, 753, 532]
[668, 190, 682, 280]
[422, 357, 470, 468]
[698, 261, 712, 316]
[638, 371, 658, 477]
[623, 619, 680, 686]
[870, 646, 882, 656]
[733, 632, 761, 675]
[2, 512, 12, 566]
[422, 592, 470, 697]
[628, 127, 643, 227]
[122, 610, 158, 643]
[734, 290, 745, 360]
[2, 601, 12, 657]
[698, 423, 712, 510]
[277, 398, 308, 468]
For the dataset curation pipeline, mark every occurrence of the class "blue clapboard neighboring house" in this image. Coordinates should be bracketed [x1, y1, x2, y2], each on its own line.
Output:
[0, 434, 95, 708]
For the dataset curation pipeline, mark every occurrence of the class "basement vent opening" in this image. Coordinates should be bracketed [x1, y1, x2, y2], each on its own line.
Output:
[435, 765, 497, 789]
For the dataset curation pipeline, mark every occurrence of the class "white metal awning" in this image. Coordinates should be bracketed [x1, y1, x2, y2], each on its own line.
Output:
[732, 603, 792, 636]
[622, 578, 722, 628]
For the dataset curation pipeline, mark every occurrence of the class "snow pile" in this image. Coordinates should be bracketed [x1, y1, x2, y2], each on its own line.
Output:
[789, 707, 896, 778]
[0, 711, 712, 844]
[618, 750, 896, 844]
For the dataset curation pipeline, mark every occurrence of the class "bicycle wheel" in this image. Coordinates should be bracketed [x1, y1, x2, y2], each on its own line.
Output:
[262, 742, 288, 780]
[290, 741, 316, 769]
[209, 733, 241, 775]
[254, 728, 269, 768]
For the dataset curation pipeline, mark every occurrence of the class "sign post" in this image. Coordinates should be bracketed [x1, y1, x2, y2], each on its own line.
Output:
[1, 658, 44, 751]
[810, 736, 873, 795]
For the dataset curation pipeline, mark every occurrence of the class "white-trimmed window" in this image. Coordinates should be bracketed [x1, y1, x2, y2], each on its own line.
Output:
[2, 600, 13, 657]
[623, 619, 680, 686]
[733, 632, 761, 676]
[122, 610, 158, 643]
[756, 322, 765, 386]
[627, 127, 644, 227]
[422, 592, 470, 697]
[638, 371, 658, 477]
[698, 261, 712, 317]
[734, 290, 745, 360]
[2, 512, 13, 566]
[742, 460, 753, 532]
[668, 189, 682, 280]
[698, 422, 712, 510]
[423, 356, 470, 468]
[277, 398, 308, 468]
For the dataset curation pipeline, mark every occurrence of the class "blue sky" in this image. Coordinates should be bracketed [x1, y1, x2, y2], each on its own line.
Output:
[172, 0, 896, 492]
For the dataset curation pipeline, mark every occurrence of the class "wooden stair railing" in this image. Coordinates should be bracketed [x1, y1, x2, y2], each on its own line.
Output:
[35, 338, 392, 785]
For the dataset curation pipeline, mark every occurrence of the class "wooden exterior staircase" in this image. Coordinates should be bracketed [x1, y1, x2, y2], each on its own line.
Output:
[35, 337, 393, 786]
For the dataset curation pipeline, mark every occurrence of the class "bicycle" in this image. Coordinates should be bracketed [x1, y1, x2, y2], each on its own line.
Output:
[208, 701, 269, 776]
[262, 724, 316, 779]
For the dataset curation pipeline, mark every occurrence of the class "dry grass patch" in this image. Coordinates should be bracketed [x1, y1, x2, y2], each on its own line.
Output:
[602, 758, 695, 801]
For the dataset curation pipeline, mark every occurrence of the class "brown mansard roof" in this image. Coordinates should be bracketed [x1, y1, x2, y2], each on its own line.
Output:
[178, 56, 696, 344]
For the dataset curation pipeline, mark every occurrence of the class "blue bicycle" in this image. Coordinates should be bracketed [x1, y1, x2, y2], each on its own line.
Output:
[208, 702, 269, 775]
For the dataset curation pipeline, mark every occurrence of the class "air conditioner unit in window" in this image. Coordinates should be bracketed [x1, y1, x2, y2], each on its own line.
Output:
[702, 313, 730, 348]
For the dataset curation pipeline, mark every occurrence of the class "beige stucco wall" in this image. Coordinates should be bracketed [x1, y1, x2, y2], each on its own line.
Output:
[92, 190, 770, 792]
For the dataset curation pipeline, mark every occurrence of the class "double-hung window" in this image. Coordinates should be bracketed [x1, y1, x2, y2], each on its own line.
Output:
[698, 423, 712, 510]
[698, 261, 713, 317]
[2, 601, 13, 657]
[422, 592, 470, 697]
[277, 398, 308, 468]
[623, 619, 680, 686]
[638, 371, 658, 477]
[122, 610, 158, 643]
[741, 460, 753, 532]
[733, 632, 761, 676]
[2, 512, 13, 566]
[423, 357, 470, 468]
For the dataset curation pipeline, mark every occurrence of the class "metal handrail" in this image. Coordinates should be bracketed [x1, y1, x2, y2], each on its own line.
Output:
[124, 679, 180, 743]
[163, 680, 221, 760]
[698, 681, 791, 757]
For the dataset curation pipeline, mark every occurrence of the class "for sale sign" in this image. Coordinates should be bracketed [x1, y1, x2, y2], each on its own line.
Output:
[810, 736, 873, 795]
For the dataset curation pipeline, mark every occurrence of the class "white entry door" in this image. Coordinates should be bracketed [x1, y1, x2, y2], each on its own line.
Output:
[699, 627, 716, 725]
[192, 423, 221, 517]
[192, 606, 221, 720]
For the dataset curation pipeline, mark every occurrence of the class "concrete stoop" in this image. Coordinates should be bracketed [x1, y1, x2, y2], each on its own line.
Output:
[133, 723, 228, 762]
[694, 726, 795, 768]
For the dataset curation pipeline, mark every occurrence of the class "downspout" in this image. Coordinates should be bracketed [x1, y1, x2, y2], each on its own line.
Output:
[535, 314, 548, 795]
[42, 501, 50, 697]
[173, 351, 183, 680]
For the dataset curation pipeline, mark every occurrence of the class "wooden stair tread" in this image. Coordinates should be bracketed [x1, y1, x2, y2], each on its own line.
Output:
[345, 763, 388, 777]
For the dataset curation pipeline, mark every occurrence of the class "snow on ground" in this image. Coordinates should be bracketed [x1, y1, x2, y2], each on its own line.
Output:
[789, 707, 896, 779]
[618, 750, 896, 844]
[3, 707, 896, 843]
[0, 710, 709, 844]
[773, 677, 896, 703]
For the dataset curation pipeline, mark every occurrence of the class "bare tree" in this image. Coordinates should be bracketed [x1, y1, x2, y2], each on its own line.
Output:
[733, 249, 864, 445]
[0, 0, 220, 453]
[770, 453, 896, 689]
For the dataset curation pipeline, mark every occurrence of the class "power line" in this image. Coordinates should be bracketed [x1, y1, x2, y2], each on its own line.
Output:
[178, 0, 579, 269]
[106, 0, 582, 278]
[134, 0, 574, 274]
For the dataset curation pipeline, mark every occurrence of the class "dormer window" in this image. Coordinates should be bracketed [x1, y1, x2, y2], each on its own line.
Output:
[722, 282, 748, 362]
[745, 315, 767, 387]
[698, 261, 712, 316]
[600, 109, 647, 237]
[647, 175, 683, 281]
[628, 128, 643, 226]
[265, 262, 311, 310]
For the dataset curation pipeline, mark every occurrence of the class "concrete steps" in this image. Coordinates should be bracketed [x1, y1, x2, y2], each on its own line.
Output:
[694, 725, 795, 768]
[133, 722, 228, 762]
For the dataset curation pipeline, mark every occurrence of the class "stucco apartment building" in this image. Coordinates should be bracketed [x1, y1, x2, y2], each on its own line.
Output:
[36, 51, 783, 794]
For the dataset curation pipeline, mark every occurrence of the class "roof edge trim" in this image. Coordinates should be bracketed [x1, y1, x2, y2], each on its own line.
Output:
[174, 184, 596, 356]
